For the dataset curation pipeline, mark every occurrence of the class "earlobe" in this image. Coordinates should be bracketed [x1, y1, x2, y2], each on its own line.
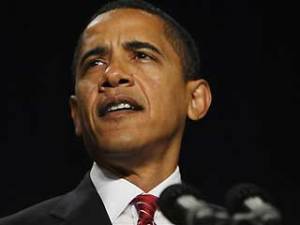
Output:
[187, 79, 212, 120]
[69, 95, 82, 136]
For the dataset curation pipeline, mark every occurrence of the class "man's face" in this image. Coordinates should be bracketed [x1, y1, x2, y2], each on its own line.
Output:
[70, 9, 204, 160]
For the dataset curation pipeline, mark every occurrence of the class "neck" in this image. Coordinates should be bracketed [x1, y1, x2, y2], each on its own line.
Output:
[124, 161, 178, 192]
[94, 137, 181, 192]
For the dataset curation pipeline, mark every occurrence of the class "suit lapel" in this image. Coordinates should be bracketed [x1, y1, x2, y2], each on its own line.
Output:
[50, 173, 112, 225]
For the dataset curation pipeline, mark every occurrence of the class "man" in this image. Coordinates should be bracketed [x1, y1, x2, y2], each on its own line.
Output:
[0, 0, 211, 224]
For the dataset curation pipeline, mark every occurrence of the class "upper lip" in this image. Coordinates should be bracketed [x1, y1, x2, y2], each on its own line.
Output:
[98, 95, 144, 117]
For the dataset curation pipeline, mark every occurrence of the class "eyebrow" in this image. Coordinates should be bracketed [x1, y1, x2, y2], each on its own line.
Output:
[79, 40, 163, 67]
[79, 46, 108, 67]
[123, 40, 163, 57]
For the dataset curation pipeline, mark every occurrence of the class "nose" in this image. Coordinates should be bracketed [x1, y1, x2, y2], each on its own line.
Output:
[99, 61, 134, 90]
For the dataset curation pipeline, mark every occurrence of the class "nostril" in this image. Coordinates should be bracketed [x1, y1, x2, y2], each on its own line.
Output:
[102, 80, 113, 88]
[119, 78, 129, 84]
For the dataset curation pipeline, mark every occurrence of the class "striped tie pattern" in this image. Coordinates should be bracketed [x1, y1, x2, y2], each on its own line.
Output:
[133, 194, 158, 225]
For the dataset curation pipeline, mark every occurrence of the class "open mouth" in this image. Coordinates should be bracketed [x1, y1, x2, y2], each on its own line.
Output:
[98, 98, 144, 117]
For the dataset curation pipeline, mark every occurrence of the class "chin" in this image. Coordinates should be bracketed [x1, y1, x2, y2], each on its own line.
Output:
[97, 133, 146, 154]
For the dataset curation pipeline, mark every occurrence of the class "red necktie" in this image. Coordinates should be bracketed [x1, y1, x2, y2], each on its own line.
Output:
[133, 194, 158, 225]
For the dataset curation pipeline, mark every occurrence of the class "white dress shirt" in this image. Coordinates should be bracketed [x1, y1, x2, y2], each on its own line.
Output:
[90, 162, 181, 225]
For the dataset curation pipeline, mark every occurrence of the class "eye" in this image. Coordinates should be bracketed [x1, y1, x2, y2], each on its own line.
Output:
[83, 59, 107, 72]
[134, 51, 153, 61]
[89, 59, 106, 67]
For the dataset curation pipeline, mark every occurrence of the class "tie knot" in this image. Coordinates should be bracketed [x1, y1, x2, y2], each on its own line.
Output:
[132, 194, 158, 225]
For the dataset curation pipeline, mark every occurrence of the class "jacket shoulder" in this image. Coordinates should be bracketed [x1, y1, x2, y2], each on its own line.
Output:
[0, 173, 111, 225]
[0, 195, 63, 225]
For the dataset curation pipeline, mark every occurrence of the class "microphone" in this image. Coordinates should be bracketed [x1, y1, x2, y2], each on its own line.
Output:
[158, 183, 230, 225]
[225, 183, 282, 225]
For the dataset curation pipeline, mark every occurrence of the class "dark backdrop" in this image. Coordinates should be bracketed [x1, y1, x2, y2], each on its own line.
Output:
[2, 0, 299, 224]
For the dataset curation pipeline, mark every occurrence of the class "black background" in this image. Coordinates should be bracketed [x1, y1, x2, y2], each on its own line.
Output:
[2, 0, 299, 224]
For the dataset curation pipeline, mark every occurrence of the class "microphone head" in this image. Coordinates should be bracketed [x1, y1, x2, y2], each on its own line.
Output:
[158, 183, 203, 224]
[225, 183, 273, 214]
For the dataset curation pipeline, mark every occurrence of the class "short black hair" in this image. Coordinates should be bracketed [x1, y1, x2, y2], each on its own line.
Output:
[72, 0, 201, 81]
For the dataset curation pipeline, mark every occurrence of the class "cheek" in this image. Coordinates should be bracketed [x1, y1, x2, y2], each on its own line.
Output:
[77, 78, 98, 97]
[140, 70, 187, 119]
[76, 80, 99, 113]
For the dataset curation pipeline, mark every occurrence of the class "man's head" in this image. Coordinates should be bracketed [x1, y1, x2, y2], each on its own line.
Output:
[70, 0, 211, 170]
[72, 0, 202, 82]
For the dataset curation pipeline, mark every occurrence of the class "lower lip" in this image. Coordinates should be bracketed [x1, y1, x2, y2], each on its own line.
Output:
[100, 109, 142, 120]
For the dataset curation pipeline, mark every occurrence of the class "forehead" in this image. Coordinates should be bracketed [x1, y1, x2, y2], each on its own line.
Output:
[81, 8, 171, 52]
[87, 8, 164, 29]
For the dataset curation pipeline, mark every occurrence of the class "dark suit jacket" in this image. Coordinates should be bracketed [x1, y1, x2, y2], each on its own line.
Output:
[0, 174, 113, 225]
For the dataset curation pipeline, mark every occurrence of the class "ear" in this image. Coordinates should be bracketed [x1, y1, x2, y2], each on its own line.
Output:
[186, 79, 212, 120]
[69, 95, 82, 136]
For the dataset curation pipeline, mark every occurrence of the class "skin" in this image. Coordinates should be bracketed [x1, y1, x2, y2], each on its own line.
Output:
[70, 8, 212, 192]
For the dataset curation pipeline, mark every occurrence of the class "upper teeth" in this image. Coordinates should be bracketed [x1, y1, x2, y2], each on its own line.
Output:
[107, 103, 133, 112]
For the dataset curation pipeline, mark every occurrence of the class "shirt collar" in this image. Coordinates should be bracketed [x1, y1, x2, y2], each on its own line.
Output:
[90, 162, 181, 223]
